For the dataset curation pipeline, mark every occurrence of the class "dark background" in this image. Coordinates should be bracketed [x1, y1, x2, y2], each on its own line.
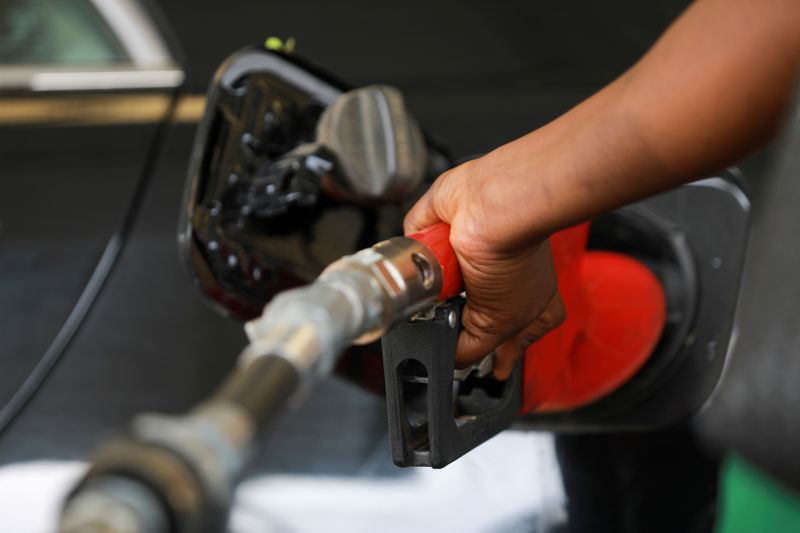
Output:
[157, 0, 690, 155]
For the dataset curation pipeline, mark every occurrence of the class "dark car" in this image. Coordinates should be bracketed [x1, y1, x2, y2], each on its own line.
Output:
[0, 0, 244, 456]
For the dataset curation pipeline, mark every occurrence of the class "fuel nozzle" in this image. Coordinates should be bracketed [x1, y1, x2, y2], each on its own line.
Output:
[60, 224, 460, 533]
[243, 224, 459, 382]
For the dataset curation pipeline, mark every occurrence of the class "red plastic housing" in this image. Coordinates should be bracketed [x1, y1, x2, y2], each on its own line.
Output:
[522, 224, 666, 413]
[409, 222, 666, 413]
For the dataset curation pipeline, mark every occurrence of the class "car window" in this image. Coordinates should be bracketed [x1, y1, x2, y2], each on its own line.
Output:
[0, 0, 128, 65]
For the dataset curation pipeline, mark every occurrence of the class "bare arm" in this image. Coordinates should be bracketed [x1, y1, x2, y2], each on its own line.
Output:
[405, 0, 800, 377]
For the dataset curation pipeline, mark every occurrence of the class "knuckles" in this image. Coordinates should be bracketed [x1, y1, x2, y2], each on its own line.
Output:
[544, 294, 567, 330]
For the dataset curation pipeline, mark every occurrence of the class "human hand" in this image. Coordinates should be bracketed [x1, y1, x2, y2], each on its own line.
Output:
[404, 157, 564, 380]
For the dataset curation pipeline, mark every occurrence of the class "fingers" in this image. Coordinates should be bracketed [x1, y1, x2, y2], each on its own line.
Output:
[493, 293, 566, 379]
[490, 293, 567, 380]
[403, 158, 565, 383]
[454, 240, 558, 363]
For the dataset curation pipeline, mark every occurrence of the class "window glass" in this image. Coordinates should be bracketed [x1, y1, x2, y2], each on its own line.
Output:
[0, 0, 128, 64]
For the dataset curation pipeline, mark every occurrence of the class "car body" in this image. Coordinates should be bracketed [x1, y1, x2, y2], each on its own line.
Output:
[0, 0, 246, 461]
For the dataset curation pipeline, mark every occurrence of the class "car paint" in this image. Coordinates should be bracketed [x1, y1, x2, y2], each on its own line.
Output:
[0, 0, 222, 455]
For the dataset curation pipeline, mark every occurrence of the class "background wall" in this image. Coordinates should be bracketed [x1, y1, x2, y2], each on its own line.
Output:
[156, 0, 690, 155]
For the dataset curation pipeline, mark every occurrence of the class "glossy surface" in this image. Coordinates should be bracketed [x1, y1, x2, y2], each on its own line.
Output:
[181, 49, 451, 321]
[0, 121, 164, 411]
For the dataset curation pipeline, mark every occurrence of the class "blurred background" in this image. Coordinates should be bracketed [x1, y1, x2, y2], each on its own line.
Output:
[160, 0, 691, 153]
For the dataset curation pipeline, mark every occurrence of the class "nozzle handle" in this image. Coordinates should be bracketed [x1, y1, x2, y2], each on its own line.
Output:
[408, 223, 463, 301]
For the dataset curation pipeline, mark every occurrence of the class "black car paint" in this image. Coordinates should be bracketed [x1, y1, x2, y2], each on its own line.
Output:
[0, 105, 173, 429]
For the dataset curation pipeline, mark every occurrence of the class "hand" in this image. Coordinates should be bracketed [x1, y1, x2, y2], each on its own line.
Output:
[404, 157, 565, 380]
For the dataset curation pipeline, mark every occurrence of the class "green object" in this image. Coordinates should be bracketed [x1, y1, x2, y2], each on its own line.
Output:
[718, 455, 800, 533]
[264, 36, 296, 53]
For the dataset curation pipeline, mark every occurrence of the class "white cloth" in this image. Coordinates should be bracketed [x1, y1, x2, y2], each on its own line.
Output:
[0, 432, 565, 533]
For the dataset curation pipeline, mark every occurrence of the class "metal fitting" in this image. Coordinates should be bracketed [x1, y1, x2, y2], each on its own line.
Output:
[323, 236, 443, 343]
[242, 236, 443, 381]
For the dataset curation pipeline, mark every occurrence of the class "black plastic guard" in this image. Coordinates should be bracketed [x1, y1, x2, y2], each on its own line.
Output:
[381, 299, 521, 468]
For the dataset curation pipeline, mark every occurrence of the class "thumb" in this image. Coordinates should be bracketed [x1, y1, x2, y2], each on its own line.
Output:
[403, 167, 462, 235]
[403, 188, 442, 235]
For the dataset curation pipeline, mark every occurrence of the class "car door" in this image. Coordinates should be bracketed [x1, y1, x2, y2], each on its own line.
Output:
[0, 0, 184, 427]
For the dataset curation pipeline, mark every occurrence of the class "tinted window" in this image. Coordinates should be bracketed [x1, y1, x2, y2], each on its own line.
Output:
[0, 0, 127, 64]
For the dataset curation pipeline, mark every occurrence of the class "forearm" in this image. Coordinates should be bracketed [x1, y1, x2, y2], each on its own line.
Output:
[478, 0, 800, 248]
[401, 0, 800, 375]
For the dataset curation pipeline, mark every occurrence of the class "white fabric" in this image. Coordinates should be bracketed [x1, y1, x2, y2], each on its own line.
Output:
[0, 431, 565, 533]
